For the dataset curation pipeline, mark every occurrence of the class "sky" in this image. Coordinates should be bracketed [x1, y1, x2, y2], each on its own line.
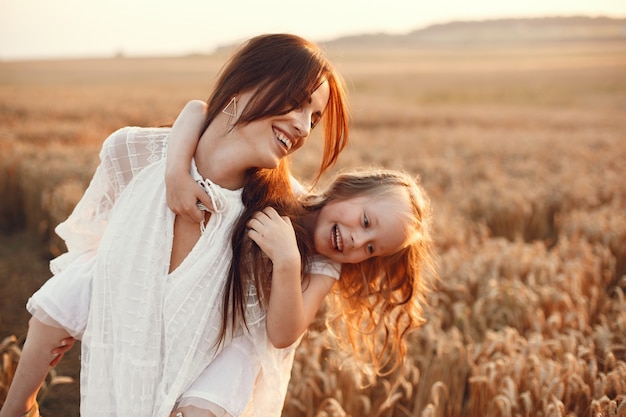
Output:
[1, 0, 625, 60]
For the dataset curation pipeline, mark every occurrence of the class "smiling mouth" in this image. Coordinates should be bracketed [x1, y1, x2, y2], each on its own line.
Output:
[331, 224, 343, 252]
[274, 128, 293, 151]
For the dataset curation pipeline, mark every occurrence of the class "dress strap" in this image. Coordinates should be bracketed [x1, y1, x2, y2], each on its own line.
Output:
[195, 178, 226, 214]
[190, 159, 228, 233]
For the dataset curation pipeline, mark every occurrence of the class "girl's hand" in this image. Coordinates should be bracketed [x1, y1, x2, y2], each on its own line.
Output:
[165, 172, 214, 223]
[246, 207, 301, 267]
[165, 99, 212, 223]
[49, 336, 76, 366]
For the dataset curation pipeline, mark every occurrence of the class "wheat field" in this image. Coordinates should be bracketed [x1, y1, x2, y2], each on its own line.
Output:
[1, 39, 625, 416]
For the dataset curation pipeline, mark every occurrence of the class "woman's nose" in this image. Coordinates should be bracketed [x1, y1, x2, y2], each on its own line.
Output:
[293, 110, 311, 138]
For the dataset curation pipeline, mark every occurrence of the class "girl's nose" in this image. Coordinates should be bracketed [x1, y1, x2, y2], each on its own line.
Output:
[351, 230, 366, 249]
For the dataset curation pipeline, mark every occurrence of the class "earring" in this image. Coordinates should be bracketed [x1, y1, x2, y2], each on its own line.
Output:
[222, 96, 237, 118]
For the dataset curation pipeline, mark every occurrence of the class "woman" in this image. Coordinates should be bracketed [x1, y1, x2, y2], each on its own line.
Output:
[0, 33, 349, 417]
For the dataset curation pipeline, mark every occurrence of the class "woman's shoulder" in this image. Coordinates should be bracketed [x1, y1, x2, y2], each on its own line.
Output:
[98, 126, 172, 186]
[100, 126, 171, 158]
[103, 126, 171, 145]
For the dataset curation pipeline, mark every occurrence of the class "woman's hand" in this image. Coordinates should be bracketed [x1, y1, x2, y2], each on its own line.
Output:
[49, 336, 76, 366]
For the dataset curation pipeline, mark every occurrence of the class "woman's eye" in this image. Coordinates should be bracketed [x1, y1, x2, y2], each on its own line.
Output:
[367, 243, 374, 255]
[363, 214, 370, 228]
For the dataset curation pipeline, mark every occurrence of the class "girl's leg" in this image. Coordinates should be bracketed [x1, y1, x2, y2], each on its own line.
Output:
[0, 317, 72, 417]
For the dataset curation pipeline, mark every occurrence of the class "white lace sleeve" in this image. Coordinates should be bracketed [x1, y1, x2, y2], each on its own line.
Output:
[50, 127, 170, 274]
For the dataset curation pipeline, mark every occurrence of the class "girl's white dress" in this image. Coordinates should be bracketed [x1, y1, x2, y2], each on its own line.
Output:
[27, 127, 340, 417]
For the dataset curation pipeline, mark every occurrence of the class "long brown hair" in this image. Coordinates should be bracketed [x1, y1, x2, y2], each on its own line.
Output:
[209, 34, 350, 345]
[203, 33, 349, 181]
[302, 169, 436, 376]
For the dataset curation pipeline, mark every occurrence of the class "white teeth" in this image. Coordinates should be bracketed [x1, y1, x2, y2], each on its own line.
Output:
[332, 224, 343, 252]
[275, 130, 293, 151]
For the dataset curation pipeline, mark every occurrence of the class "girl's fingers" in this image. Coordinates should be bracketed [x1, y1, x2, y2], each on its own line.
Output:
[247, 208, 293, 231]
[247, 211, 269, 229]
[167, 176, 217, 223]
[196, 191, 214, 213]
[181, 205, 204, 223]
[261, 207, 279, 219]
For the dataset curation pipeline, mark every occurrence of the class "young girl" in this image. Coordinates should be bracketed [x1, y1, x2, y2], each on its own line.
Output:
[0, 33, 349, 417]
[163, 100, 434, 417]
[169, 166, 435, 417]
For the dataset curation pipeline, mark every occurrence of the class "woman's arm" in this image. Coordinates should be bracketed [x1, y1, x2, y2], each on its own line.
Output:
[247, 208, 335, 348]
[165, 100, 214, 223]
[51, 128, 135, 273]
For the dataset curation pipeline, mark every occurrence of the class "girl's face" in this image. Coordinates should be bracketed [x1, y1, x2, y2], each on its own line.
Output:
[234, 81, 330, 169]
[313, 193, 413, 264]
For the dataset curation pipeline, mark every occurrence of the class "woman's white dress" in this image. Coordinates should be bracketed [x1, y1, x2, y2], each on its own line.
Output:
[27, 126, 340, 417]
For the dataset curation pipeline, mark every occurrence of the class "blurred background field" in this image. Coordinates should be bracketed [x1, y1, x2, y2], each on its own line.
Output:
[1, 19, 626, 416]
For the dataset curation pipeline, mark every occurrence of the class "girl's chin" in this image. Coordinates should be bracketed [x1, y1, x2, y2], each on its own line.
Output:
[323, 251, 342, 264]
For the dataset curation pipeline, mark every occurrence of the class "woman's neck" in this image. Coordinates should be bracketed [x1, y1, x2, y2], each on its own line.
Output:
[193, 122, 248, 190]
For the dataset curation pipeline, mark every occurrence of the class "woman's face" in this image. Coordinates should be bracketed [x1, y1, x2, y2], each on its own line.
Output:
[234, 81, 330, 169]
[313, 193, 413, 265]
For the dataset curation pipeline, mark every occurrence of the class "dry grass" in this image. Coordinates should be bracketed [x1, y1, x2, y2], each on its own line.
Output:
[0, 336, 20, 405]
[1, 40, 625, 416]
